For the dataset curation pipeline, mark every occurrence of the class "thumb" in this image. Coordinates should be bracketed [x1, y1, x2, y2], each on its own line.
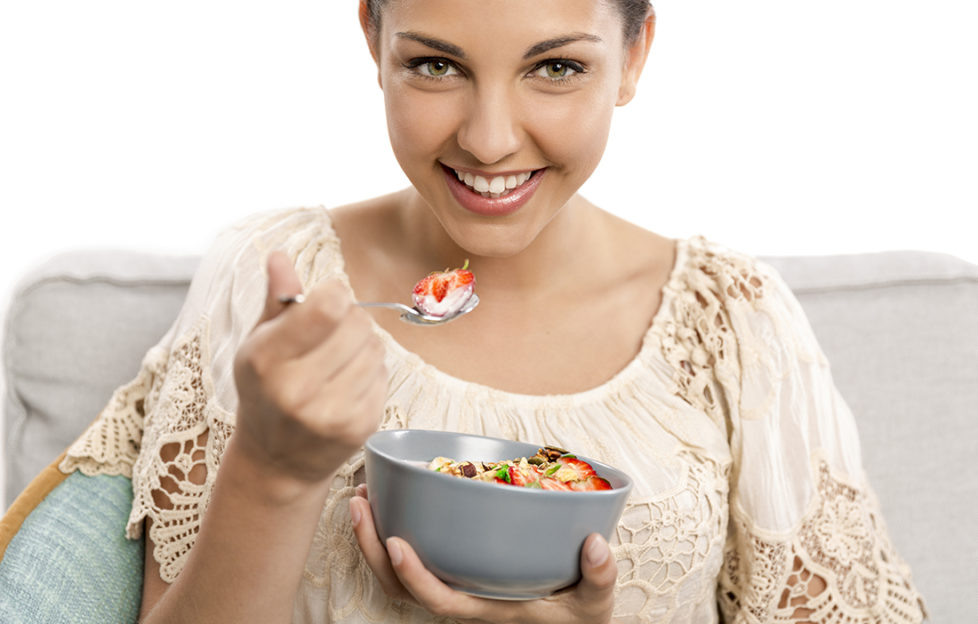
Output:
[257, 250, 304, 324]
[576, 533, 617, 603]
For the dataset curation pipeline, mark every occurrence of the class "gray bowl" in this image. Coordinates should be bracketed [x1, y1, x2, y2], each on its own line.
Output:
[364, 429, 632, 599]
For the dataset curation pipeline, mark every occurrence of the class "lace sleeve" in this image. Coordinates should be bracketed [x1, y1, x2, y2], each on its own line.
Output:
[61, 206, 343, 583]
[677, 239, 927, 622]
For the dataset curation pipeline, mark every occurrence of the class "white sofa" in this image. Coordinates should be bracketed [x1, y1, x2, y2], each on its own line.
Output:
[3, 248, 977, 621]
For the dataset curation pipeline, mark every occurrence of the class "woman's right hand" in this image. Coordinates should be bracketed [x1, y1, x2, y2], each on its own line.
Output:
[232, 250, 387, 487]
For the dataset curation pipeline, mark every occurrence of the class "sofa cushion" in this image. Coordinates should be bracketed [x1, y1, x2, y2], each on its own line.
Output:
[3, 251, 198, 507]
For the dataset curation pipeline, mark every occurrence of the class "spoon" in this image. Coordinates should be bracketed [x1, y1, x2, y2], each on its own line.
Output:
[278, 293, 479, 326]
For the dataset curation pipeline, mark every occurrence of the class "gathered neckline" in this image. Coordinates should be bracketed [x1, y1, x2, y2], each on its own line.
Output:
[321, 209, 689, 406]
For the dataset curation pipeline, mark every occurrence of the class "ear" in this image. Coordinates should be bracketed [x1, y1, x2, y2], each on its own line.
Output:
[617, 8, 656, 106]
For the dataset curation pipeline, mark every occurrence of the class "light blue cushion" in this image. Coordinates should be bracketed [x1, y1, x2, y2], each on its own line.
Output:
[0, 473, 144, 623]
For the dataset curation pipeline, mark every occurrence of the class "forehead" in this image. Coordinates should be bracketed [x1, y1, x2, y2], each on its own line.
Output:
[379, 0, 625, 54]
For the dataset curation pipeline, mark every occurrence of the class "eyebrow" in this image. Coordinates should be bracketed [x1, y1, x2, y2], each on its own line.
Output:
[522, 33, 603, 59]
[395, 32, 466, 59]
[394, 31, 603, 61]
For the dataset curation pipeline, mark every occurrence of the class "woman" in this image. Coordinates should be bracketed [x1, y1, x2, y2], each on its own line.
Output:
[61, 1, 926, 622]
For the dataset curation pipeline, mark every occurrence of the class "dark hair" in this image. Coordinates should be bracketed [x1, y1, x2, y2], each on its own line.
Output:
[365, 1, 653, 45]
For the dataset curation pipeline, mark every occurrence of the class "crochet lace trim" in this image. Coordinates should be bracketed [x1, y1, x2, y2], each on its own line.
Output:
[719, 457, 926, 623]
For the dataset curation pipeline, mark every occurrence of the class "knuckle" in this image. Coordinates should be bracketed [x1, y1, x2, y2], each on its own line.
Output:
[235, 333, 269, 376]
[318, 279, 354, 308]
[306, 281, 354, 325]
[269, 375, 310, 415]
[307, 298, 346, 328]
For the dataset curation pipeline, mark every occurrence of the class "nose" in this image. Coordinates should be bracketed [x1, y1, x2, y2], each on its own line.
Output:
[456, 86, 522, 165]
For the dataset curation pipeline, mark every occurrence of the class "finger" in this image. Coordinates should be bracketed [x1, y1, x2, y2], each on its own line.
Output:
[350, 496, 412, 603]
[257, 251, 305, 325]
[270, 279, 356, 354]
[251, 278, 356, 365]
[288, 310, 380, 388]
[321, 335, 387, 404]
[573, 533, 617, 608]
[305, 357, 387, 445]
[386, 537, 504, 623]
[280, 326, 385, 425]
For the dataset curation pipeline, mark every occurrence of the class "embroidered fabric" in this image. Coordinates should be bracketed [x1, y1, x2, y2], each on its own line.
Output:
[718, 458, 926, 623]
[60, 208, 925, 623]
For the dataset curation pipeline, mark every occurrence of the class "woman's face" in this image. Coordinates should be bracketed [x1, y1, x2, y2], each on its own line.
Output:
[365, 0, 651, 258]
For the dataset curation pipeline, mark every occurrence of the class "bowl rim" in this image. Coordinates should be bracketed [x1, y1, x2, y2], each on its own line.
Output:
[365, 428, 633, 497]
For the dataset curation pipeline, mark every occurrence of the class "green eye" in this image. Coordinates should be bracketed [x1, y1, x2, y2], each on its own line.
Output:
[426, 60, 451, 76]
[531, 60, 582, 82]
[545, 62, 568, 78]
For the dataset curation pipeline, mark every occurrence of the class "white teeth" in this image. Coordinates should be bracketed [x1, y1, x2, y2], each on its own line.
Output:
[452, 168, 535, 197]
[488, 176, 506, 194]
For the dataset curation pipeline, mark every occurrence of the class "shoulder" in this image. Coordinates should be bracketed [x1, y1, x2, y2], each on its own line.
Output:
[213, 205, 339, 263]
[665, 236, 816, 356]
[673, 236, 823, 362]
[217, 205, 336, 255]
[674, 236, 788, 308]
[191, 205, 344, 300]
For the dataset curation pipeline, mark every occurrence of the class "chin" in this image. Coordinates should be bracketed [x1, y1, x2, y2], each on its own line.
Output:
[441, 221, 539, 259]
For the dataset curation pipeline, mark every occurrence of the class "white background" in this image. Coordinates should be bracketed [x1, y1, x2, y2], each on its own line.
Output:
[1, 1, 976, 502]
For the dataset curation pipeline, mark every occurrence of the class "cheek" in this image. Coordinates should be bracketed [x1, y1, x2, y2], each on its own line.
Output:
[522, 88, 616, 175]
[385, 83, 461, 165]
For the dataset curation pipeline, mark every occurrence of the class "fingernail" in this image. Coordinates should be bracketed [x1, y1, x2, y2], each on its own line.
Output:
[586, 535, 609, 567]
[387, 538, 403, 566]
[355, 483, 368, 498]
[349, 500, 361, 527]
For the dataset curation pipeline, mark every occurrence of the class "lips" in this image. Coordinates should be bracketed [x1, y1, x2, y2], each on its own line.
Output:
[442, 164, 546, 217]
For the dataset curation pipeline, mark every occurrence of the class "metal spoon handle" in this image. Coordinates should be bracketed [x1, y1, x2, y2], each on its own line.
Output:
[278, 295, 412, 315]
[357, 301, 418, 315]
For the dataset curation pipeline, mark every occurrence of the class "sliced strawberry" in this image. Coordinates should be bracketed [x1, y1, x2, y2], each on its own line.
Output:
[539, 477, 574, 491]
[507, 466, 525, 486]
[412, 261, 475, 317]
[571, 476, 613, 492]
[508, 464, 543, 487]
[555, 456, 597, 481]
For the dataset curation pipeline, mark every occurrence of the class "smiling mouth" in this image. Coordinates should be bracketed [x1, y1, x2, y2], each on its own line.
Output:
[447, 166, 539, 199]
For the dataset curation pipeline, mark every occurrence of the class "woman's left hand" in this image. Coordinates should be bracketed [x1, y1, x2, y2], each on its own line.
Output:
[349, 486, 618, 624]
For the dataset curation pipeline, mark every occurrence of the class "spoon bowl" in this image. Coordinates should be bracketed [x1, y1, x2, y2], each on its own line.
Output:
[364, 293, 480, 325]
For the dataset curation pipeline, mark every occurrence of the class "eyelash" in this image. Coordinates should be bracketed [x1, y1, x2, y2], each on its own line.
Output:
[404, 57, 460, 80]
[403, 57, 587, 84]
[529, 60, 586, 84]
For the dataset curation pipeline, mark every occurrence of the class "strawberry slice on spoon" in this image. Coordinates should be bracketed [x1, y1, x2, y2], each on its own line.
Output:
[278, 261, 478, 326]
[412, 260, 476, 319]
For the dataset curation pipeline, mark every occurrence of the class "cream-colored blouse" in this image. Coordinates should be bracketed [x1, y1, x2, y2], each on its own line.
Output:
[61, 206, 926, 623]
